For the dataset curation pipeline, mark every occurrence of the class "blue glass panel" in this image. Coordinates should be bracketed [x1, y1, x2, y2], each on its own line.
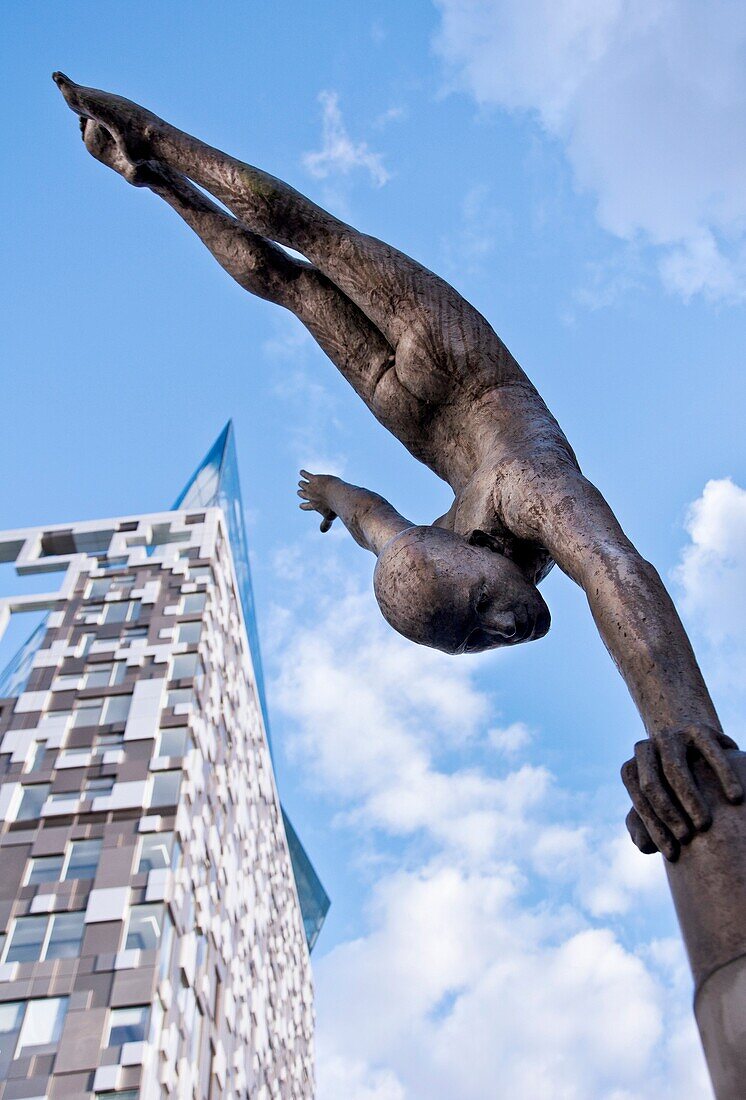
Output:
[173, 422, 270, 742]
[0, 616, 48, 698]
[173, 423, 329, 950]
[282, 811, 331, 952]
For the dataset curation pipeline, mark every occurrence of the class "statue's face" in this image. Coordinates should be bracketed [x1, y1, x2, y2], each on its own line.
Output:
[373, 527, 551, 655]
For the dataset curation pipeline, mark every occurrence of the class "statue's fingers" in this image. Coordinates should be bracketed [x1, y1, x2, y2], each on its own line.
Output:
[299, 469, 314, 479]
[690, 727, 743, 804]
[620, 758, 679, 862]
[320, 515, 335, 533]
[634, 741, 691, 842]
[657, 738, 710, 832]
[625, 808, 657, 855]
[299, 502, 316, 511]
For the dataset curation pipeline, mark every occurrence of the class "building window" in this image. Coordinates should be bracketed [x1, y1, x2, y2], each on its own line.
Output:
[149, 771, 181, 809]
[16, 997, 68, 1054]
[137, 832, 178, 874]
[56, 747, 90, 766]
[25, 855, 64, 885]
[170, 653, 202, 681]
[124, 903, 164, 951]
[3, 916, 47, 963]
[53, 673, 81, 688]
[55, 734, 124, 763]
[102, 694, 131, 724]
[63, 838, 102, 881]
[16, 785, 50, 821]
[166, 689, 194, 710]
[87, 577, 134, 600]
[84, 662, 127, 689]
[3, 912, 84, 963]
[84, 777, 115, 798]
[71, 699, 103, 727]
[72, 695, 131, 728]
[157, 727, 191, 758]
[182, 593, 206, 614]
[48, 790, 80, 806]
[0, 998, 68, 1074]
[102, 601, 140, 625]
[78, 601, 104, 621]
[45, 709, 73, 726]
[95, 557, 127, 572]
[124, 626, 148, 641]
[176, 621, 201, 645]
[95, 731, 125, 751]
[87, 579, 113, 599]
[107, 1005, 149, 1047]
[25, 741, 47, 772]
[44, 912, 85, 959]
[188, 566, 212, 582]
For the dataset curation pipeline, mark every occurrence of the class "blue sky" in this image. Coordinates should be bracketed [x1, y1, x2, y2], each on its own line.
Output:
[2, 3, 745, 1097]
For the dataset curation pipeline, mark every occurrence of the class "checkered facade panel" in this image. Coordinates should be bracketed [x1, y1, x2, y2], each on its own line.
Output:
[0, 509, 314, 1099]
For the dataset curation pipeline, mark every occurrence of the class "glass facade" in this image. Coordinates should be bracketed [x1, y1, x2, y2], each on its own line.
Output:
[0, 493, 317, 1095]
[0, 422, 329, 953]
[172, 422, 329, 950]
[0, 616, 48, 699]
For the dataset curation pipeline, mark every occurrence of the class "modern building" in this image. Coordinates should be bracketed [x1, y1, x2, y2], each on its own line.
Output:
[0, 424, 328, 1099]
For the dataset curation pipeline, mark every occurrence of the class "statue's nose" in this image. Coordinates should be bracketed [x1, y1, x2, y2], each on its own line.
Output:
[481, 610, 519, 640]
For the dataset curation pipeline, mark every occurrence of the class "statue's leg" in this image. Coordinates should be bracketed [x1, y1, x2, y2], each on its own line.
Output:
[75, 118, 424, 435]
[152, 177, 397, 411]
[53, 75, 477, 356]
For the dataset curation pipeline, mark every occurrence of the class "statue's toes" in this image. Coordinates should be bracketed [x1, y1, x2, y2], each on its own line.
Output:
[53, 72, 88, 115]
[54, 72, 147, 156]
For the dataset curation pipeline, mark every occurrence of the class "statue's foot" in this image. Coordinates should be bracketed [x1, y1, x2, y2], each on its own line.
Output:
[52, 72, 158, 165]
[78, 117, 162, 187]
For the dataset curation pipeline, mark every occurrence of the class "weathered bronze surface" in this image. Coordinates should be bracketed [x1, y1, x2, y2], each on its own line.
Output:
[54, 71, 745, 1092]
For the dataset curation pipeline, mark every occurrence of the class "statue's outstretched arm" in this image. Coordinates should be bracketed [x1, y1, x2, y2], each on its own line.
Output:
[297, 472, 412, 554]
[499, 455, 741, 858]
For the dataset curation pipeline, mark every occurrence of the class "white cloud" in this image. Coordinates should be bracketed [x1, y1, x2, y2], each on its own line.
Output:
[488, 719, 532, 754]
[270, 562, 710, 1098]
[533, 825, 665, 918]
[433, 0, 746, 301]
[318, 1054, 406, 1100]
[314, 861, 706, 1100]
[304, 91, 391, 187]
[675, 478, 746, 646]
[273, 582, 554, 860]
[673, 477, 746, 729]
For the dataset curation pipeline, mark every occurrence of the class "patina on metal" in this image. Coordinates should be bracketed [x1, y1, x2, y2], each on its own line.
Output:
[54, 72, 745, 1096]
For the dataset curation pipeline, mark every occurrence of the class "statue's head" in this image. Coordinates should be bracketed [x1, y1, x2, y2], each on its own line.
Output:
[373, 526, 550, 654]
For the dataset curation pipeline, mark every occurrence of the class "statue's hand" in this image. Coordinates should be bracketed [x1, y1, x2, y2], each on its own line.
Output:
[622, 725, 742, 862]
[298, 471, 338, 533]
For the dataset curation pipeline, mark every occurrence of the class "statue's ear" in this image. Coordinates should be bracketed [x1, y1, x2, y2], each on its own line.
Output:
[468, 529, 507, 555]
